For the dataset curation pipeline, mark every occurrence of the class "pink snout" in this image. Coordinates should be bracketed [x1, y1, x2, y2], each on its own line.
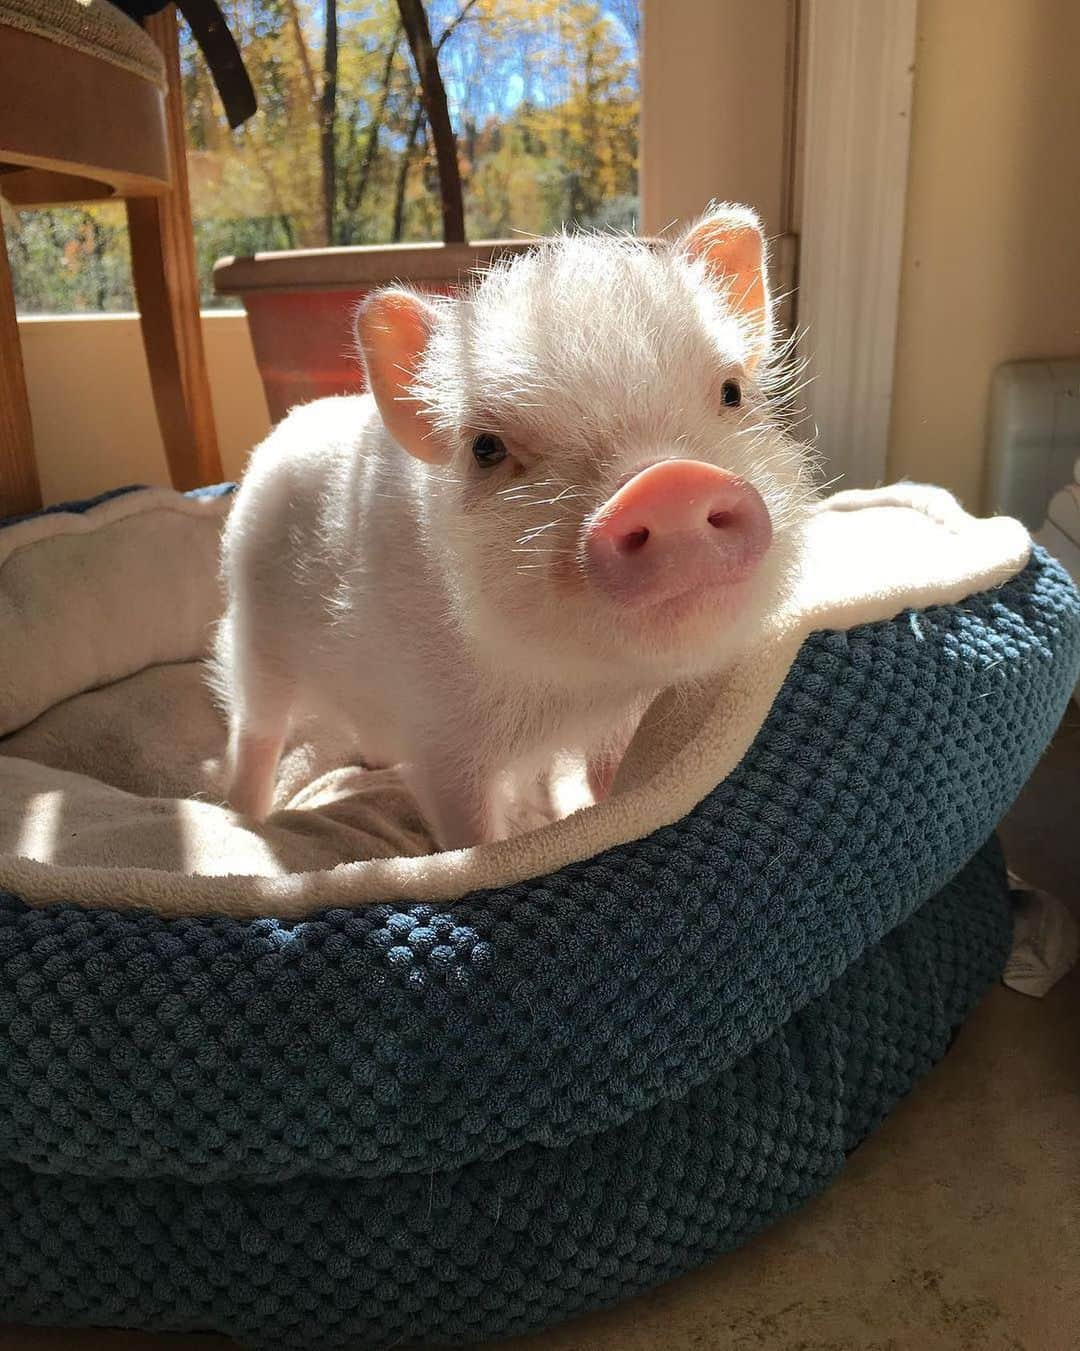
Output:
[584, 459, 772, 607]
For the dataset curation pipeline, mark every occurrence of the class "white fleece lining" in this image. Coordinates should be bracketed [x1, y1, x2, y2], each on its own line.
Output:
[0, 490, 229, 739]
[0, 484, 1031, 918]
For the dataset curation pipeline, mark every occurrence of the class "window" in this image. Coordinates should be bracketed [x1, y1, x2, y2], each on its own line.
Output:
[6, 0, 639, 314]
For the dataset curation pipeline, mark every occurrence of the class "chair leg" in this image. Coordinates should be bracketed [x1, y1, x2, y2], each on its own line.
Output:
[127, 196, 209, 491]
[0, 222, 42, 517]
[129, 4, 222, 492]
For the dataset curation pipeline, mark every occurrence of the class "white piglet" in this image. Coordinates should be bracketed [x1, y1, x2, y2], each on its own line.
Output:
[215, 204, 814, 849]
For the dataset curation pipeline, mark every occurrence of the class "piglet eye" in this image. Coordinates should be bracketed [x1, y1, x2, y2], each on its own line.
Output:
[472, 433, 507, 467]
[721, 380, 742, 408]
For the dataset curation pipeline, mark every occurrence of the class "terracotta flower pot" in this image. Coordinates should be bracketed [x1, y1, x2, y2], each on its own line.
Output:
[213, 240, 538, 424]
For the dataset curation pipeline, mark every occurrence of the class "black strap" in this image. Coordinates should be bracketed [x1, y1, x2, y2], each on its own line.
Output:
[173, 0, 257, 130]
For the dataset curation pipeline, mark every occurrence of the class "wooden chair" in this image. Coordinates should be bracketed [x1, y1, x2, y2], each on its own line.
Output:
[0, 0, 222, 517]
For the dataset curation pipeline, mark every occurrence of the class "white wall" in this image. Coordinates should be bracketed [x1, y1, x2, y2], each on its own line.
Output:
[640, 0, 794, 242]
[888, 0, 1080, 508]
[19, 312, 270, 503]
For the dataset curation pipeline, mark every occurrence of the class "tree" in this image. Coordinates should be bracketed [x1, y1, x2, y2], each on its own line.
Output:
[320, 0, 339, 244]
[389, 0, 480, 243]
[8, 0, 642, 310]
[394, 0, 468, 244]
[338, 22, 402, 239]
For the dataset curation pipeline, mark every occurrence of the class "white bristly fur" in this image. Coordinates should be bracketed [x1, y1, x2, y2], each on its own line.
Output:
[213, 206, 818, 849]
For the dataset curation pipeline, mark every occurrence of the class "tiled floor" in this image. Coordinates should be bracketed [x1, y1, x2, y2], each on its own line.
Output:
[3, 707, 1078, 1351]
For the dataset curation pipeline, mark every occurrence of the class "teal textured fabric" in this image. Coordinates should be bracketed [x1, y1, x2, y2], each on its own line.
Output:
[0, 846, 1013, 1348]
[0, 491, 1078, 1346]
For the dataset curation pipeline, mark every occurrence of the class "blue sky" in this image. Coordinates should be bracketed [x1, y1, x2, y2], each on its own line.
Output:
[396, 0, 638, 122]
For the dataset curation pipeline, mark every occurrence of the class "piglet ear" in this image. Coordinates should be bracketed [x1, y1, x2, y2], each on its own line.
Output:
[356, 288, 448, 464]
[679, 204, 771, 368]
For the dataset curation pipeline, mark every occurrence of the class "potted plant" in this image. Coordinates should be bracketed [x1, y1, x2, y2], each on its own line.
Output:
[213, 0, 537, 422]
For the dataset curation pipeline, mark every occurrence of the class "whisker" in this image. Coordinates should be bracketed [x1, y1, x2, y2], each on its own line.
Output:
[511, 546, 577, 556]
[517, 521, 565, 545]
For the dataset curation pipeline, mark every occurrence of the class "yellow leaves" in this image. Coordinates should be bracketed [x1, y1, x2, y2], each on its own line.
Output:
[185, 0, 639, 244]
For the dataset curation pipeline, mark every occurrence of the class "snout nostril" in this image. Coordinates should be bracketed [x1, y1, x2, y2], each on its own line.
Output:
[619, 527, 650, 554]
[708, 510, 734, 529]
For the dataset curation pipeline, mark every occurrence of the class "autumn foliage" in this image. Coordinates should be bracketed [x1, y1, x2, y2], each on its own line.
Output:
[7, 0, 639, 312]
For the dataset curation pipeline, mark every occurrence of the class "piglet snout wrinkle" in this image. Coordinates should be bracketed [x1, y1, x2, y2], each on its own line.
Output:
[584, 459, 773, 607]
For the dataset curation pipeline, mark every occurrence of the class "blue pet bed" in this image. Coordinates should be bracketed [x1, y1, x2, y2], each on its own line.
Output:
[0, 484, 1078, 1349]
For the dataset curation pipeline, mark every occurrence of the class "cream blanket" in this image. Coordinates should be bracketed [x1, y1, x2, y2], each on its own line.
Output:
[0, 484, 1029, 917]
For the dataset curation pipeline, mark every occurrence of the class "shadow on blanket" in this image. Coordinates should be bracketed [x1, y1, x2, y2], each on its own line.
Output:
[0, 479, 1054, 918]
[0, 661, 441, 875]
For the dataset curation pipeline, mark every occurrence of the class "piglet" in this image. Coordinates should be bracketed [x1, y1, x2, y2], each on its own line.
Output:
[214, 204, 814, 849]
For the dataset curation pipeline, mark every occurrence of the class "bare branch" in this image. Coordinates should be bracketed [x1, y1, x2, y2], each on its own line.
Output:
[436, 0, 480, 53]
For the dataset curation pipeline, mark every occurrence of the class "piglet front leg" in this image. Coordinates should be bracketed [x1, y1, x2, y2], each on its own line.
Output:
[586, 712, 643, 804]
[226, 725, 287, 819]
[405, 752, 505, 852]
[223, 680, 294, 819]
[587, 752, 620, 804]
